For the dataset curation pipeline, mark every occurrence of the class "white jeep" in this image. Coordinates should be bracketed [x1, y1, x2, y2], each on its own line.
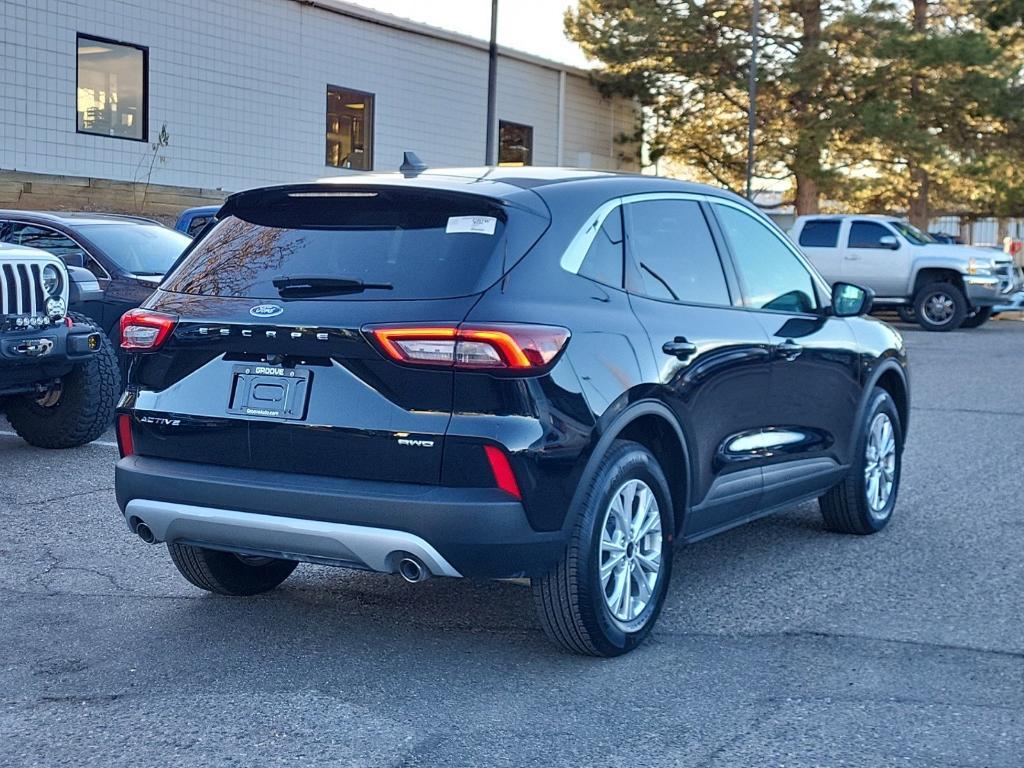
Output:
[790, 215, 1020, 331]
[0, 242, 119, 447]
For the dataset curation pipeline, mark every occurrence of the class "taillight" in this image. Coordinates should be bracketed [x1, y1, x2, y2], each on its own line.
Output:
[116, 413, 134, 457]
[368, 324, 569, 370]
[484, 444, 522, 499]
[120, 309, 177, 350]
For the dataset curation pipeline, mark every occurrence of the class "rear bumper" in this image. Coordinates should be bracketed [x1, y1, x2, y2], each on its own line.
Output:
[115, 456, 568, 578]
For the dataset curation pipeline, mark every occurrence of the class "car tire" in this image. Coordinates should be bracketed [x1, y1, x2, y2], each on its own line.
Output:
[6, 313, 120, 449]
[913, 282, 967, 331]
[819, 388, 903, 535]
[532, 440, 674, 657]
[959, 306, 993, 329]
[896, 306, 916, 323]
[168, 543, 298, 596]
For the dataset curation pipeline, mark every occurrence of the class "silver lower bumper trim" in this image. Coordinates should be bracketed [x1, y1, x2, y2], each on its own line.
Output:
[124, 499, 462, 578]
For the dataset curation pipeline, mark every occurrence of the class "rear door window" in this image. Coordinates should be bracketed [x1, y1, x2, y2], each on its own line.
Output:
[623, 199, 731, 305]
[162, 189, 545, 300]
[798, 220, 840, 248]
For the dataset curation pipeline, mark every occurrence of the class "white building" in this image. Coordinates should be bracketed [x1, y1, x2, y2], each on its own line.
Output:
[0, 0, 639, 219]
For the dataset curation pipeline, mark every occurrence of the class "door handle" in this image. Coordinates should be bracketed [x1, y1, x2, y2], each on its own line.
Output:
[844, 254, 860, 260]
[776, 339, 803, 361]
[662, 337, 698, 360]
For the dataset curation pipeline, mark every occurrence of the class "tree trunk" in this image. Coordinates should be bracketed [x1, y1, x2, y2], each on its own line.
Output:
[908, 164, 929, 229]
[791, 1, 823, 215]
[796, 173, 820, 215]
[907, 0, 929, 227]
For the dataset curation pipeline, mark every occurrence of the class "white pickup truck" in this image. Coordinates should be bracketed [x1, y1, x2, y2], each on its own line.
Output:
[790, 215, 1020, 331]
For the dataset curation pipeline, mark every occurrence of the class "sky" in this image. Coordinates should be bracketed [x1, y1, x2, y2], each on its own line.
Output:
[346, 0, 591, 68]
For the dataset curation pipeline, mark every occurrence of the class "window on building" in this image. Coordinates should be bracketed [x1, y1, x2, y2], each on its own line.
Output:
[76, 34, 148, 141]
[498, 121, 533, 166]
[326, 86, 374, 171]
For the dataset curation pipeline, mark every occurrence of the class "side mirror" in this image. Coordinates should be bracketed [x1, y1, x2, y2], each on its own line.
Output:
[831, 282, 874, 317]
[878, 235, 899, 250]
[61, 251, 86, 268]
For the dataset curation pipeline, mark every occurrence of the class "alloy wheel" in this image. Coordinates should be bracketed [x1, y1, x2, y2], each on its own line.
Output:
[599, 479, 663, 626]
[922, 292, 955, 325]
[864, 412, 897, 516]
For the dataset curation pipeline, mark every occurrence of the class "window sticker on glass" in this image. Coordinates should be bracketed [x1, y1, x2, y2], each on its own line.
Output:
[446, 216, 497, 235]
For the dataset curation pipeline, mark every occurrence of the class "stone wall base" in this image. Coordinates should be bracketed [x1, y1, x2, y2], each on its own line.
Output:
[0, 170, 225, 226]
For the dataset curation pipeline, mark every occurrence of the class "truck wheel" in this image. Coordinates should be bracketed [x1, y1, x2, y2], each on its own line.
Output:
[896, 306, 916, 323]
[959, 306, 993, 329]
[819, 388, 902, 535]
[6, 314, 120, 448]
[913, 282, 967, 331]
[532, 440, 674, 657]
[168, 543, 298, 596]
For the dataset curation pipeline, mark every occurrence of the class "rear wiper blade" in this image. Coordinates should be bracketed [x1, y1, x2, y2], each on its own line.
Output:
[272, 275, 394, 296]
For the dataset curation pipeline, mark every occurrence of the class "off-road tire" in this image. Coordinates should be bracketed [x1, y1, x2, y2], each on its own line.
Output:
[6, 313, 120, 448]
[168, 543, 298, 596]
[896, 306, 916, 324]
[959, 306, 993, 329]
[819, 388, 903, 535]
[532, 440, 674, 657]
[913, 281, 967, 332]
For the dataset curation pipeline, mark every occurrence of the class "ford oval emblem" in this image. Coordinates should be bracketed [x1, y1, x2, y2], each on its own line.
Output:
[250, 304, 284, 318]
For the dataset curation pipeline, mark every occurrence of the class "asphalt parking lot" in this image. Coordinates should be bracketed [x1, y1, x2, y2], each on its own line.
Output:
[2, 318, 1022, 767]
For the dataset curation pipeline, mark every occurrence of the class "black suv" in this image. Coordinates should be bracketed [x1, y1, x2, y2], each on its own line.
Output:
[114, 168, 909, 656]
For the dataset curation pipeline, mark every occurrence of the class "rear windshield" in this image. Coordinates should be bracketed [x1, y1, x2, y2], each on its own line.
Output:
[161, 189, 545, 300]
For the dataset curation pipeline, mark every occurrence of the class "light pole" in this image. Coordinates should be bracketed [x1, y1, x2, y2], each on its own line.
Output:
[485, 0, 499, 165]
[745, 0, 760, 200]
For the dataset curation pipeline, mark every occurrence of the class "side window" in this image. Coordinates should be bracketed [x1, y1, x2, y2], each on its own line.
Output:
[578, 207, 623, 288]
[187, 216, 211, 237]
[799, 220, 840, 248]
[848, 221, 895, 249]
[7, 223, 82, 260]
[624, 199, 731, 305]
[714, 204, 818, 314]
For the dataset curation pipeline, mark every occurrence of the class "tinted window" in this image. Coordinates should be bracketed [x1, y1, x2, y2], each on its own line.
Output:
[848, 222, 896, 249]
[162, 190, 545, 301]
[799, 220, 840, 248]
[625, 200, 730, 305]
[715, 204, 818, 313]
[187, 216, 212, 237]
[578, 207, 623, 287]
[76, 224, 189, 275]
[4, 224, 83, 260]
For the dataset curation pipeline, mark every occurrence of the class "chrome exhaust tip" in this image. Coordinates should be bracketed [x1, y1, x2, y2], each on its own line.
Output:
[398, 556, 429, 583]
[134, 521, 156, 544]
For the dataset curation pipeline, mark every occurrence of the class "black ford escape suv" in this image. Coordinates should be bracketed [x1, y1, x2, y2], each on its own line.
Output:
[114, 168, 909, 656]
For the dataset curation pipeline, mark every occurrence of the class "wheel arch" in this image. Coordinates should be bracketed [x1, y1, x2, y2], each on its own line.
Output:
[568, 399, 692, 538]
[912, 267, 964, 296]
[859, 358, 910, 446]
